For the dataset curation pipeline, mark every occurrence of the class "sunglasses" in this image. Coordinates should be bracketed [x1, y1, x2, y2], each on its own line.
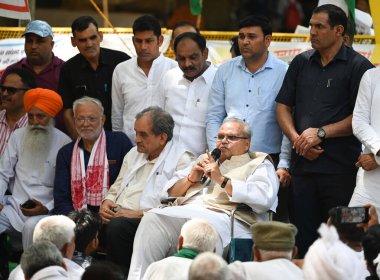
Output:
[215, 134, 248, 142]
[0, 86, 29, 95]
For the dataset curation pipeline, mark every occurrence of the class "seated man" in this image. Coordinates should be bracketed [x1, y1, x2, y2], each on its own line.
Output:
[128, 117, 279, 279]
[68, 209, 102, 268]
[99, 106, 194, 274]
[143, 219, 218, 280]
[53, 96, 133, 215]
[0, 88, 71, 250]
[9, 215, 84, 280]
[229, 221, 302, 279]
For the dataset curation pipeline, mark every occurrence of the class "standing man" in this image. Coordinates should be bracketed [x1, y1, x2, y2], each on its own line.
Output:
[53, 97, 133, 216]
[112, 15, 177, 143]
[59, 16, 130, 139]
[160, 32, 217, 156]
[0, 69, 36, 156]
[276, 4, 374, 257]
[0, 20, 66, 132]
[0, 88, 71, 250]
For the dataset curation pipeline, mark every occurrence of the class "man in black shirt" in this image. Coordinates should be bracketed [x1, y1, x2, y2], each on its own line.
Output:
[276, 4, 374, 257]
[59, 16, 130, 139]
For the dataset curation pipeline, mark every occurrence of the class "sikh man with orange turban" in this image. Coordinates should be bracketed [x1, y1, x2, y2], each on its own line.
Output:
[0, 88, 71, 251]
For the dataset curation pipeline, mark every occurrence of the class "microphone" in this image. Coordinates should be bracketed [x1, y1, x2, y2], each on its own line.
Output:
[200, 148, 222, 184]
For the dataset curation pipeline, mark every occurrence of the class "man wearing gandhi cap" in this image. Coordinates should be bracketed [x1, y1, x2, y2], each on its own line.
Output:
[229, 221, 303, 279]
[0, 88, 71, 251]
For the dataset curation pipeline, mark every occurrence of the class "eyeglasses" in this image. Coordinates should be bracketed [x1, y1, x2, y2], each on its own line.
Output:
[0, 86, 29, 95]
[75, 117, 99, 124]
[215, 134, 248, 142]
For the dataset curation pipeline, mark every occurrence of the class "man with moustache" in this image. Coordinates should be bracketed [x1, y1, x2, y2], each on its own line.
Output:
[159, 32, 216, 156]
[0, 88, 71, 250]
[112, 15, 177, 144]
[59, 16, 130, 139]
[128, 118, 279, 279]
[99, 106, 193, 275]
[53, 96, 133, 215]
[0, 69, 36, 156]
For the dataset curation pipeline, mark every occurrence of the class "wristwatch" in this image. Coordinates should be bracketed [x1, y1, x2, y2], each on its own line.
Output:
[317, 127, 326, 140]
[220, 177, 230, 189]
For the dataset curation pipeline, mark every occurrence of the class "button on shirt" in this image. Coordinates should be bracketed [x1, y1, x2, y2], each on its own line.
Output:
[206, 53, 288, 154]
[111, 54, 177, 143]
[161, 64, 217, 156]
[0, 110, 28, 156]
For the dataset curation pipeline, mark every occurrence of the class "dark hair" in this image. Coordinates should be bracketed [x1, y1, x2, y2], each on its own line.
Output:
[132, 15, 161, 37]
[3, 68, 37, 89]
[174, 32, 206, 53]
[71, 16, 99, 35]
[363, 225, 380, 280]
[68, 209, 102, 253]
[312, 4, 348, 35]
[345, 19, 355, 46]
[135, 106, 174, 142]
[82, 261, 125, 280]
[230, 36, 241, 56]
[238, 15, 272, 36]
[172, 21, 199, 34]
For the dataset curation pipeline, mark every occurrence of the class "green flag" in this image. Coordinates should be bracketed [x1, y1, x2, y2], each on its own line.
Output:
[190, 0, 202, 16]
[345, 0, 355, 23]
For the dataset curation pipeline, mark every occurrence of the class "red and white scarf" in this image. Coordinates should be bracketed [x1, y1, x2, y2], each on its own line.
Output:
[71, 129, 109, 210]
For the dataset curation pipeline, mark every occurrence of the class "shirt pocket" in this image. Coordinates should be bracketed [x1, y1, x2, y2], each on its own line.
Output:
[252, 88, 276, 111]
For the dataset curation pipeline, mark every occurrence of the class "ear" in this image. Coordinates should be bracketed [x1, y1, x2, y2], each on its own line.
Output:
[158, 35, 164, 47]
[203, 47, 209, 60]
[159, 132, 168, 145]
[101, 114, 106, 127]
[177, 235, 184, 251]
[336, 25, 344, 36]
[264, 35, 272, 48]
[98, 31, 103, 42]
[292, 246, 298, 259]
[71, 37, 76, 47]
[61, 243, 69, 258]
[253, 245, 261, 261]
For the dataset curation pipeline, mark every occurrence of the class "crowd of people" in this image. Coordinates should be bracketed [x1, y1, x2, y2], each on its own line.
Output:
[0, 3, 379, 280]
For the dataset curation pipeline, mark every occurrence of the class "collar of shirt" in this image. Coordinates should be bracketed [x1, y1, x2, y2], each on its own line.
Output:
[237, 51, 274, 75]
[20, 53, 62, 74]
[309, 43, 348, 65]
[181, 62, 216, 85]
[0, 110, 28, 129]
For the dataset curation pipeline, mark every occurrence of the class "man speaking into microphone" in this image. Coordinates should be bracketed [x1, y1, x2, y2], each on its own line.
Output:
[128, 118, 279, 279]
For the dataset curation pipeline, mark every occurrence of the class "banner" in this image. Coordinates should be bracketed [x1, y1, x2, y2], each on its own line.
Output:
[0, 0, 30, 20]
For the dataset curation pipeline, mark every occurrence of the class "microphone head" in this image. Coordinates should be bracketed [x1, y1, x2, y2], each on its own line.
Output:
[211, 148, 221, 160]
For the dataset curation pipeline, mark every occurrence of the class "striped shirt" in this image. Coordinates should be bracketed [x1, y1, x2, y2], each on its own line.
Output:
[0, 110, 28, 156]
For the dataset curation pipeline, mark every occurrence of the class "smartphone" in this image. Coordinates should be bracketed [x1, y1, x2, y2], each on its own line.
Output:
[335, 206, 369, 224]
[20, 199, 36, 209]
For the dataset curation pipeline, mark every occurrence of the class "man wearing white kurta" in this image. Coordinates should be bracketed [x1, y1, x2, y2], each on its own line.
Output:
[0, 88, 71, 250]
[349, 68, 380, 211]
[99, 106, 194, 275]
[111, 15, 176, 143]
[160, 32, 217, 157]
[128, 118, 279, 279]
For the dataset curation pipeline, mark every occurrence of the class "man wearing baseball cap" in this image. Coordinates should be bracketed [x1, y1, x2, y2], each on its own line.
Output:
[0, 20, 66, 132]
[229, 221, 303, 279]
[0, 88, 71, 251]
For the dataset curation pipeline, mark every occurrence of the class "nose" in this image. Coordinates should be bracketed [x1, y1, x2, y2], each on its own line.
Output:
[184, 58, 192, 68]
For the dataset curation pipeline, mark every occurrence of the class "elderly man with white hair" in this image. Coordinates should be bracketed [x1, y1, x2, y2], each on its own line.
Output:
[143, 219, 218, 280]
[9, 215, 84, 280]
[0, 88, 71, 251]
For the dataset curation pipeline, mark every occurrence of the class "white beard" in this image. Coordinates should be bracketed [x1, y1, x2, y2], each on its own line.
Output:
[21, 122, 54, 174]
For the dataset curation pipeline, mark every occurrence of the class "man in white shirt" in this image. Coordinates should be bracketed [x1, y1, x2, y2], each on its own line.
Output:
[160, 32, 217, 157]
[112, 15, 177, 143]
[100, 106, 194, 275]
[128, 118, 279, 279]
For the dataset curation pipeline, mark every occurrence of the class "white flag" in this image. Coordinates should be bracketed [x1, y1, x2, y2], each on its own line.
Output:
[0, 0, 30, 20]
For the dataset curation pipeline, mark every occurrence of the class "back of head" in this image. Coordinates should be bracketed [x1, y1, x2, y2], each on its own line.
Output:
[313, 4, 348, 35]
[363, 225, 380, 279]
[4, 68, 37, 89]
[68, 209, 102, 253]
[238, 15, 272, 36]
[188, 252, 232, 280]
[181, 219, 218, 253]
[71, 16, 98, 35]
[172, 21, 199, 35]
[33, 215, 76, 251]
[133, 15, 161, 37]
[174, 32, 207, 53]
[21, 240, 64, 279]
[81, 261, 125, 280]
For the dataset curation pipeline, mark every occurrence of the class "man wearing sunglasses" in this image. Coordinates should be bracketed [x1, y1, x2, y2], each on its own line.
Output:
[128, 118, 279, 279]
[0, 68, 36, 156]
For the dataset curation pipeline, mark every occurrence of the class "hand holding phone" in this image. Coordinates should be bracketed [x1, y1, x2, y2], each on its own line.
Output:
[333, 206, 369, 224]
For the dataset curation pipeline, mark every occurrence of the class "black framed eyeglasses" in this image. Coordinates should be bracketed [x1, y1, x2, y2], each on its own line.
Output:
[215, 134, 249, 142]
[0, 86, 29, 95]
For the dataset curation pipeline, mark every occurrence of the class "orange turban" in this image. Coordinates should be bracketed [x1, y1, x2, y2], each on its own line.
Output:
[24, 88, 63, 117]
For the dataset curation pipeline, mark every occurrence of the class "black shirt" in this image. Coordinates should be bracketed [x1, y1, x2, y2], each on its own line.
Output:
[58, 48, 130, 130]
[276, 44, 374, 174]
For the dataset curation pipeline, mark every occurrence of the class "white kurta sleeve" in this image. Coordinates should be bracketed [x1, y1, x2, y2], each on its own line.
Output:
[111, 64, 125, 132]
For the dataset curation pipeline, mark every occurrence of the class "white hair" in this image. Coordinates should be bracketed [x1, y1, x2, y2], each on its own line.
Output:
[33, 215, 76, 251]
[181, 219, 219, 253]
[257, 248, 293, 261]
[73, 96, 104, 117]
[188, 252, 232, 280]
[222, 117, 251, 139]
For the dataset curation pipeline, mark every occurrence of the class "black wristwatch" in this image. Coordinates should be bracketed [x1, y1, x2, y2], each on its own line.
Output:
[220, 177, 230, 188]
[317, 127, 326, 140]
